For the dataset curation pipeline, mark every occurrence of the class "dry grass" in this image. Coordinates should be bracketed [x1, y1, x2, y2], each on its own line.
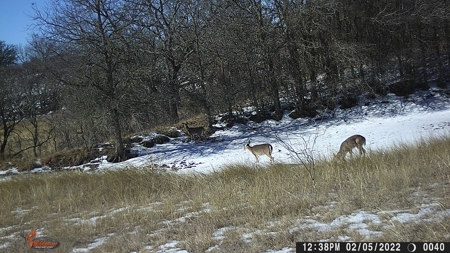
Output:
[2, 116, 55, 165]
[1, 112, 205, 172]
[1, 136, 450, 252]
[1, 113, 182, 171]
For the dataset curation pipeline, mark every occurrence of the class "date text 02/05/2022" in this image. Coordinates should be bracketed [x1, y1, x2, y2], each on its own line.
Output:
[296, 242, 448, 253]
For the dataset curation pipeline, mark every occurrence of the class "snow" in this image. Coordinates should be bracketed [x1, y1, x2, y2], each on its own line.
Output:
[88, 93, 450, 174]
[0, 92, 443, 176]
[157, 241, 189, 253]
[72, 235, 113, 253]
[2, 92, 450, 252]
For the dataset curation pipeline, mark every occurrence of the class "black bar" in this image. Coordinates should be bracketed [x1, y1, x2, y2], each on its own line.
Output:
[296, 242, 450, 253]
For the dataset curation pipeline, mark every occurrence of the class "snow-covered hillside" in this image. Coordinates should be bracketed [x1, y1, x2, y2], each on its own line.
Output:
[1, 90, 450, 178]
[91, 91, 450, 174]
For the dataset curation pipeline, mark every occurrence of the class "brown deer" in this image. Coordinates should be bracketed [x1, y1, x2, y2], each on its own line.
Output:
[244, 140, 274, 163]
[182, 123, 205, 141]
[334, 134, 366, 160]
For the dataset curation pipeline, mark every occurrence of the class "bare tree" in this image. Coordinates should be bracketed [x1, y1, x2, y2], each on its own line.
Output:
[0, 42, 21, 159]
[133, 0, 196, 124]
[33, 0, 142, 161]
[13, 58, 58, 158]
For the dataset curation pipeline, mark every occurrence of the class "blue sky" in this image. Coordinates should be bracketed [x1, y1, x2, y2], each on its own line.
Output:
[0, 0, 47, 47]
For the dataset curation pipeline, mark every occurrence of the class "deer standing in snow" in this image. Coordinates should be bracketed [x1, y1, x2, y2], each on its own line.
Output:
[244, 140, 275, 163]
[182, 123, 205, 141]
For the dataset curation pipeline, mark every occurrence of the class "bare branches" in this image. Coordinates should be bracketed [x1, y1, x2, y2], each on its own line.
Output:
[274, 126, 326, 193]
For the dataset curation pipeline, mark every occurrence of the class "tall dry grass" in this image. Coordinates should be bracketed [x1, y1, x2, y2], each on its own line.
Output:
[1, 136, 450, 252]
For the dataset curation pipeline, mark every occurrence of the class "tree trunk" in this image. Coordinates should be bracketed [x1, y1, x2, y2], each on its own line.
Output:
[271, 81, 282, 119]
[0, 114, 17, 160]
[168, 60, 181, 124]
[109, 108, 125, 162]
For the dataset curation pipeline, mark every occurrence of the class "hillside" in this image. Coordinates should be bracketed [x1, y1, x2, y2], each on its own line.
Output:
[61, 90, 450, 174]
[1, 90, 450, 252]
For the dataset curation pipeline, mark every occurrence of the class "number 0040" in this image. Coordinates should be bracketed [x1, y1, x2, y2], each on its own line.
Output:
[423, 243, 445, 251]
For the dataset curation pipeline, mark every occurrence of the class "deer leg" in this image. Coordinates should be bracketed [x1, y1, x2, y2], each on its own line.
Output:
[357, 145, 366, 156]
[267, 154, 274, 163]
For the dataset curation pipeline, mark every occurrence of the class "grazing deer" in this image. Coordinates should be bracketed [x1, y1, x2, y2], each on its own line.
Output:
[244, 140, 275, 163]
[182, 123, 205, 141]
[334, 134, 366, 160]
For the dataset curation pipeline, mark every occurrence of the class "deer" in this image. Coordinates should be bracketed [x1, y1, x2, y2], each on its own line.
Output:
[182, 123, 205, 141]
[244, 140, 275, 163]
[334, 134, 366, 160]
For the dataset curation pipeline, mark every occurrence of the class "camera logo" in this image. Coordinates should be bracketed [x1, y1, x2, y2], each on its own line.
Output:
[21, 229, 60, 251]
